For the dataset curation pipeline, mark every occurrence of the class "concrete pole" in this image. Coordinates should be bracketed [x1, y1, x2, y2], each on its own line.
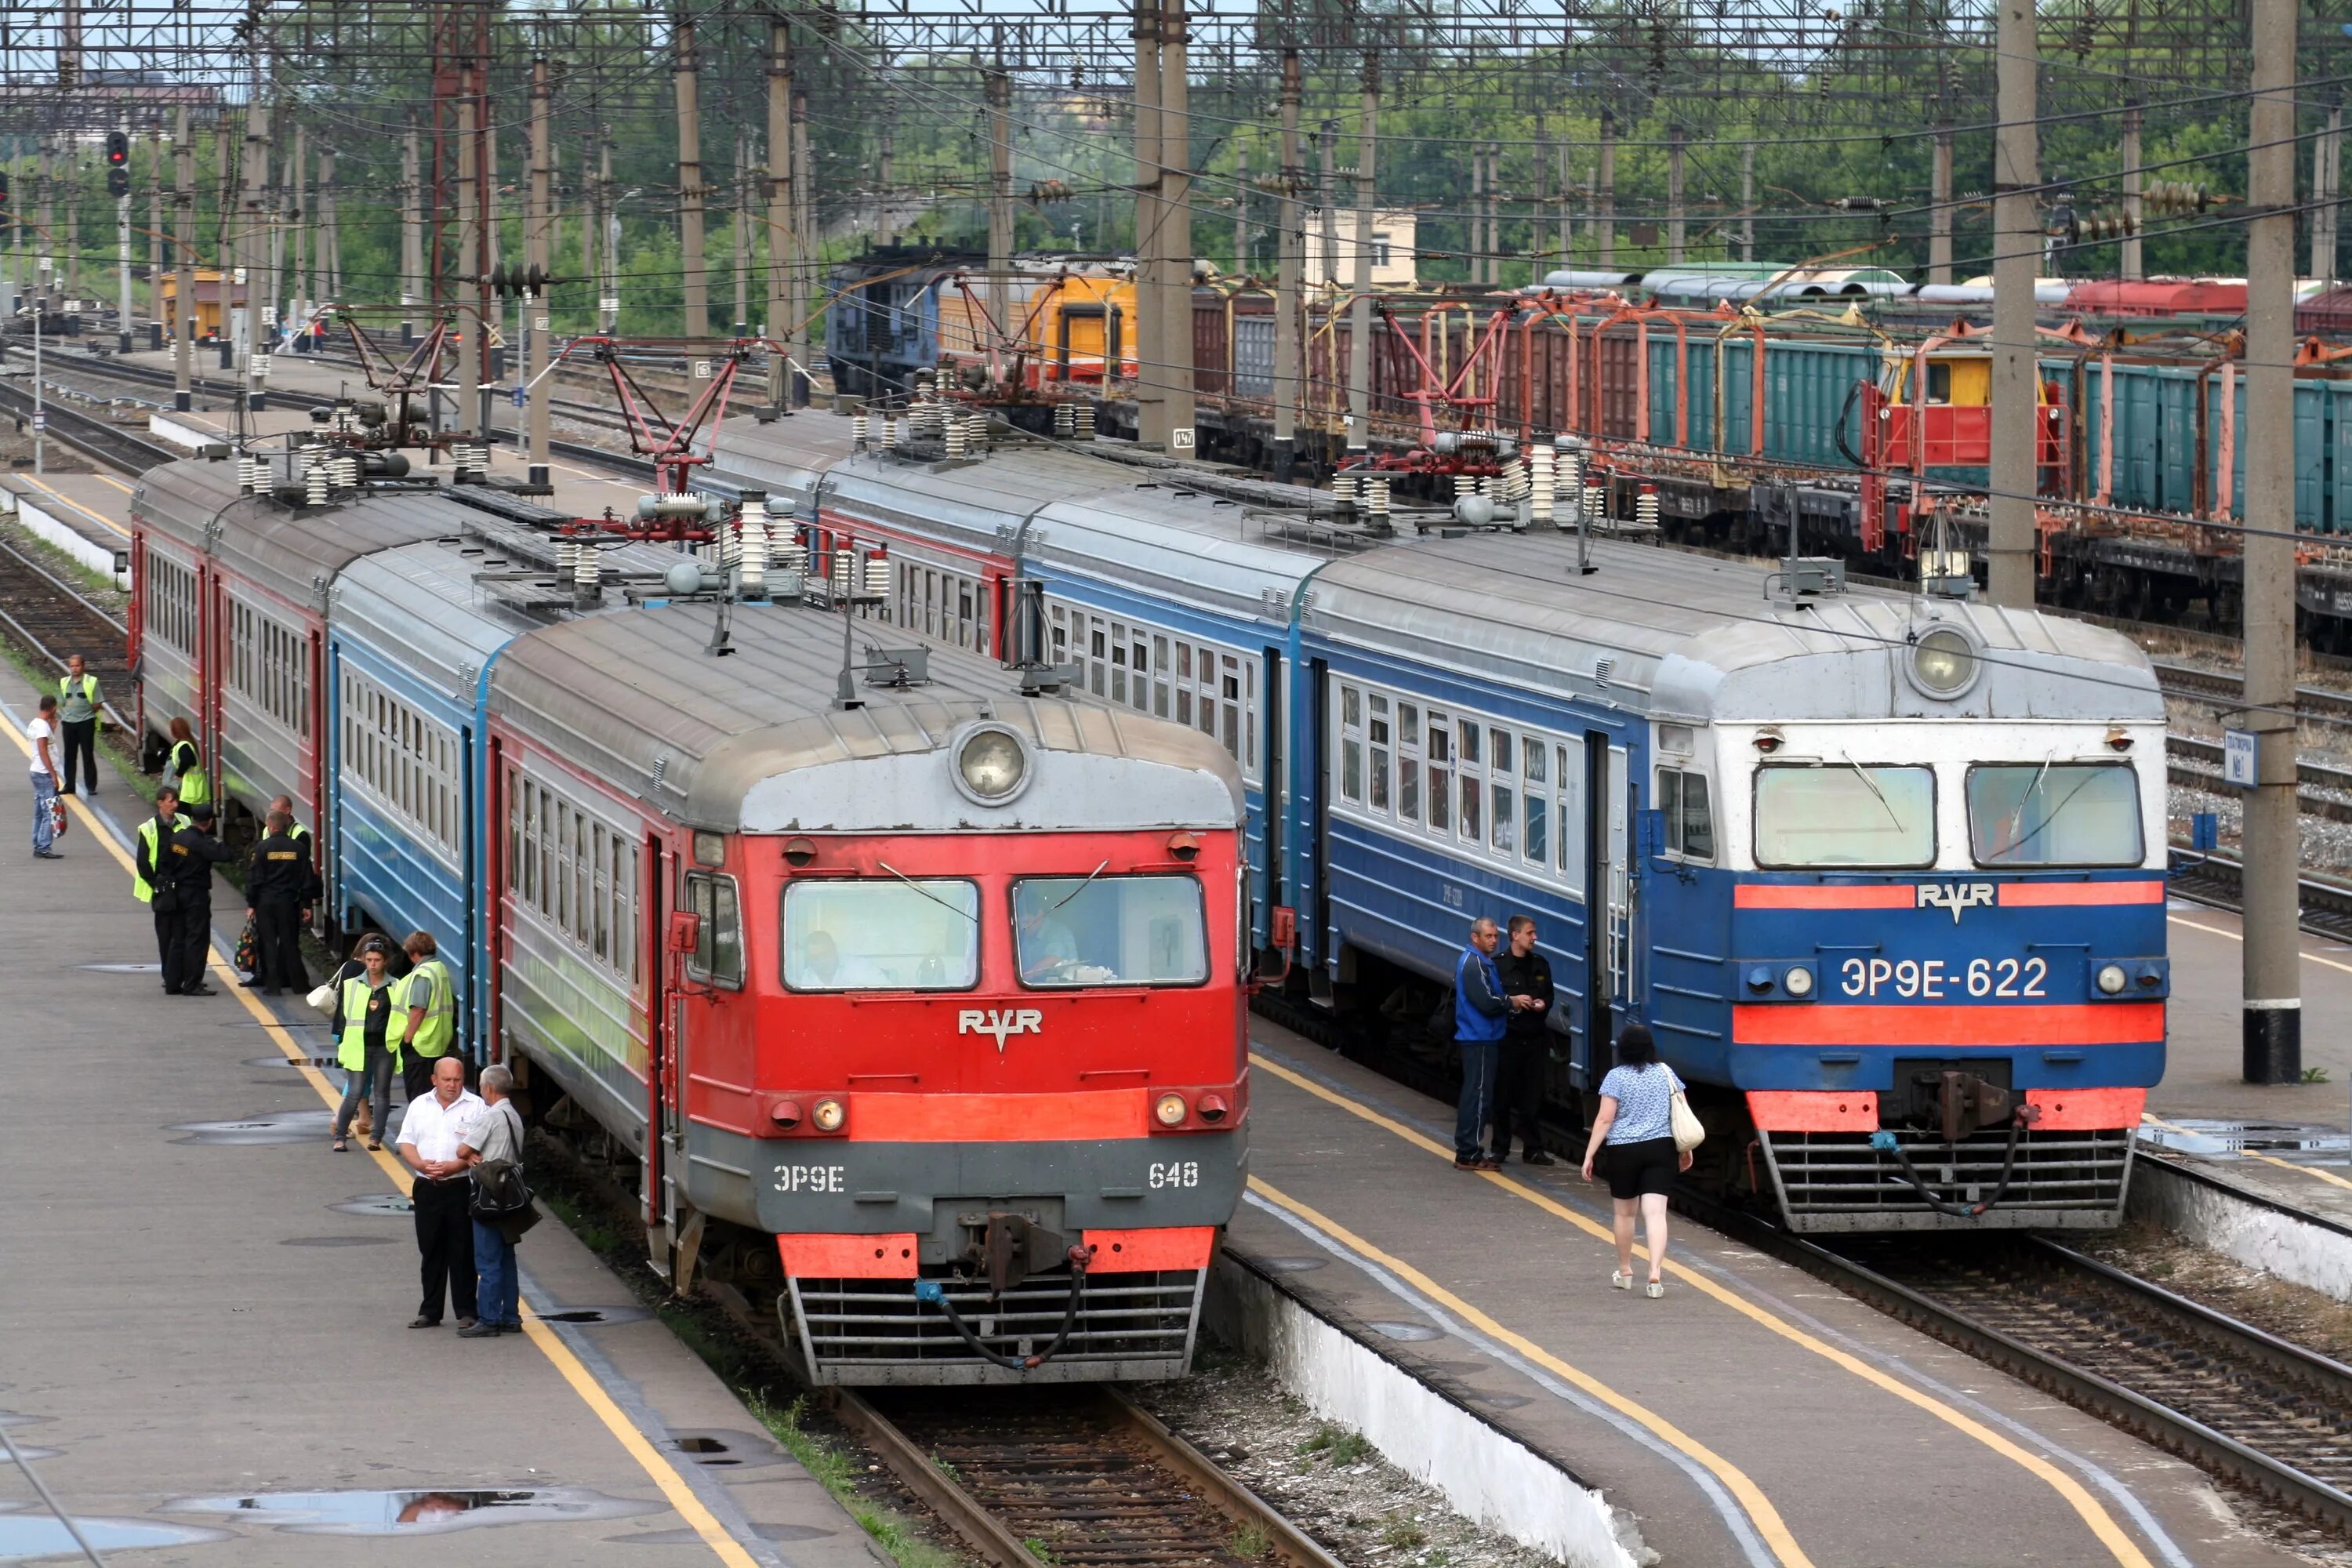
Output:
[320, 147, 339, 299]
[527, 56, 552, 479]
[1930, 118, 1955, 285]
[791, 85, 812, 403]
[456, 88, 478, 438]
[579, 133, 598, 336]
[173, 106, 193, 411]
[241, 86, 270, 414]
[1233, 142, 1248, 275]
[116, 118, 132, 351]
[1272, 48, 1301, 482]
[289, 121, 307, 339]
[674, 14, 709, 339]
[146, 128, 163, 312]
[877, 84, 898, 248]
[1596, 109, 1616, 267]
[1132, 0, 1164, 446]
[212, 122, 234, 365]
[1559, 140, 1573, 268]
[601, 133, 620, 334]
[64, 141, 80, 299]
[1344, 54, 1377, 453]
[766, 18, 792, 403]
[35, 137, 53, 310]
[400, 123, 422, 343]
[1160, 0, 1195, 442]
[2312, 103, 2342, 291]
[2241, 0, 2302, 1084]
[1666, 125, 1685, 266]
[986, 60, 1014, 369]
[732, 128, 752, 337]
[1316, 120, 1338, 289]
[2120, 100, 2144, 282]
[1470, 144, 1486, 285]
[1740, 140, 1755, 263]
[1987, 0, 2038, 609]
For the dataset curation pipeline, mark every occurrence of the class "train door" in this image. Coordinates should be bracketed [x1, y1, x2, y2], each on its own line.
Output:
[646, 831, 683, 1274]
[1305, 656, 1332, 996]
[1258, 644, 1284, 956]
[1580, 732, 1631, 1069]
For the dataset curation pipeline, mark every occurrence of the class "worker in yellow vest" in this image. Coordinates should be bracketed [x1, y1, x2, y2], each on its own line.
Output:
[397, 930, 459, 1103]
[331, 937, 402, 1154]
[165, 716, 210, 811]
[57, 655, 100, 797]
[132, 786, 191, 988]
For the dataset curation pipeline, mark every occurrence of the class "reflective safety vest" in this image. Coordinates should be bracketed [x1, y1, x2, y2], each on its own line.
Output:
[132, 812, 189, 902]
[338, 975, 401, 1073]
[401, 958, 456, 1059]
[169, 739, 211, 808]
[58, 673, 98, 715]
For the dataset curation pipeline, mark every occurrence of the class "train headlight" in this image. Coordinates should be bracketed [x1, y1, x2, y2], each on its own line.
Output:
[953, 724, 1029, 804]
[1909, 626, 1977, 696]
[1154, 1093, 1189, 1127]
[811, 1098, 847, 1133]
[1783, 965, 1815, 997]
[2096, 964, 2129, 996]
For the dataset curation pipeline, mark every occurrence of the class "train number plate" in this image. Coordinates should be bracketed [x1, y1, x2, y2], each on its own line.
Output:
[1837, 956, 2049, 1000]
[775, 1163, 847, 1195]
[1149, 1161, 1200, 1189]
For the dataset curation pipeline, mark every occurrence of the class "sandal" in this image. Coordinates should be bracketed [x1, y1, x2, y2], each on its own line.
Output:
[331, 1136, 347, 1152]
[1610, 1270, 1632, 1290]
[366, 1139, 383, 1152]
[1646, 1280, 1664, 1299]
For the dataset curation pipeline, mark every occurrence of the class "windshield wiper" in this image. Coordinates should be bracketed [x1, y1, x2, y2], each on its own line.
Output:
[1984, 757, 2106, 862]
[876, 861, 978, 924]
[1047, 858, 1110, 914]
[1835, 752, 1902, 830]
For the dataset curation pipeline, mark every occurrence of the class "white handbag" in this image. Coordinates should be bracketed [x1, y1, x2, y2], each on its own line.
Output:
[307, 981, 339, 1015]
[1669, 1080, 1707, 1153]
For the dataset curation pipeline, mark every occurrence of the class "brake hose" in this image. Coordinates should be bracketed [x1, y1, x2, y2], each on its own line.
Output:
[1869, 1116, 2028, 1219]
[915, 1247, 1093, 1371]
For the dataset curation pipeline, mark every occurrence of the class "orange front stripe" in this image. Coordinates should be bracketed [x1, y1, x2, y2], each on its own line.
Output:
[1733, 1002, 2164, 1047]
[778, 1233, 920, 1279]
[1083, 1226, 1216, 1272]
[2024, 1087, 2148, 1130]
[1734, 884, 1917, 909]
[848, 1090, 1148, 1142]
[1998, 880, 2166, 907]
[1747, 1091, 1879, 1132]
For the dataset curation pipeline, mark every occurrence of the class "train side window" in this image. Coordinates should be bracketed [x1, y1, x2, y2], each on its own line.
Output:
[1926, 361, 1952, 405]
[684, 872, 743, 989]
[1399, 702, 1422, 822]
[1656, 768, 1715, 861]
[1367, 695, 1392, 813]
[1337, 681, 1363, 804]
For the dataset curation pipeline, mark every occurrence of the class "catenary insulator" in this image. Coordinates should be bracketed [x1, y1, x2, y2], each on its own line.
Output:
[864, 553, 891, 600]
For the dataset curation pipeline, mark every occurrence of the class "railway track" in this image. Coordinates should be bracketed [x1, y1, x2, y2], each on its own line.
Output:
[2156, 659, 2352, 729]
[829, 1385, 1341, 1568]
[0, 375, 180, 472]
[1780, 1227, 2352, 1535]
[0, 533, 133, 731]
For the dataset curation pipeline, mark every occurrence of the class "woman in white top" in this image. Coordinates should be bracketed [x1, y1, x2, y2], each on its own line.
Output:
[1580, 1024, 1691, 1298]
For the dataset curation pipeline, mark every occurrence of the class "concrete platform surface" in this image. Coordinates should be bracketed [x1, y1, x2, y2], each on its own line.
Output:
[0, 660, 883, 1567]
[2, 468, 136, 554]
[1240, 1028, 2301, 1568]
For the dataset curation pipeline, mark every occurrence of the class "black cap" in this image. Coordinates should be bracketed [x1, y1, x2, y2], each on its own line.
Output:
[189, 803, 216, 825]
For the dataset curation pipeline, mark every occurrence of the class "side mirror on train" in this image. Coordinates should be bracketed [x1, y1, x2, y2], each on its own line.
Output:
[666, 910, 701, 955]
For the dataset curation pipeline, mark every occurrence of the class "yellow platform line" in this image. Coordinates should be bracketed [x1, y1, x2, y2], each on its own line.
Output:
[1250, 1051, 2158, 1568]
[5, 717, 757, 1568]
[1249, 1174, 1815, 1568]
[15, 474, 130, 539]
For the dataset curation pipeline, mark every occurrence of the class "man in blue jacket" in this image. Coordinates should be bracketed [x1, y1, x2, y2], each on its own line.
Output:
[1454, 916, 1510, 1171]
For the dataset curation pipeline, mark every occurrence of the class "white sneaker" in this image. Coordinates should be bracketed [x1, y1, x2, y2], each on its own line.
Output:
[1610, 1270, 1632, 1290]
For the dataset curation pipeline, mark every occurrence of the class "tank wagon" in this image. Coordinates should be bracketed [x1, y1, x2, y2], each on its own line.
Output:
[715, 412, 2172, 1232]
[131, 453, 1249, 1382]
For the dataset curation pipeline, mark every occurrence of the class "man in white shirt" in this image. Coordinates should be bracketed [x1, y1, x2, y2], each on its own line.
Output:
[28, 694, 62, 860]
[396, 1056, 484, 1330]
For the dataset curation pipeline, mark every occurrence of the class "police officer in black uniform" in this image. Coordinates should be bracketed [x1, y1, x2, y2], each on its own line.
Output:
[245, 808, 318, 996]
[1493, 913, 1559, 1164]
[153, 803, 240, 996]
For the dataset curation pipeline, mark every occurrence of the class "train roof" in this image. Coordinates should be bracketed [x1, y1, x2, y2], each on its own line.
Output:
[1309, 531, 2163, 726]
[488, 601, 1244, 834]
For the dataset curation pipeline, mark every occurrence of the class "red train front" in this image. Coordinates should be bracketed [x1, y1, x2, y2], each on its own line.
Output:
[489, 601, 1247, 1385]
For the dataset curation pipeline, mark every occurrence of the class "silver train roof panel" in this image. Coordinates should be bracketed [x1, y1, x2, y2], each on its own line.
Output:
[490, 602, 1244, 833]
[1308, 532, 2162, 725]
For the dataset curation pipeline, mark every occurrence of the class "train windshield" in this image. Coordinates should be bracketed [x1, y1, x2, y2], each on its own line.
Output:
[1967, 763, 2143, 867]
[1754, 764, 1936, 868]
[1012, 874, 1209, 989]
[781, 878, 980, 991]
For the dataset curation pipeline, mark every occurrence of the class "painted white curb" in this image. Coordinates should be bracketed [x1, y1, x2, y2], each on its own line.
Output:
[2131, 1156, 2352, 1302]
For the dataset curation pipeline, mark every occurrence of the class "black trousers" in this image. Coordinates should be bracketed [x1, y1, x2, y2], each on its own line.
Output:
[252, 897, 307, 990]
[1495, 1033, 1549, 1155]
[151, 906, 174, 985]
[412, 1177, 478, 1323]
[57, 719, 96, 793]
[159, 902, 212, 993]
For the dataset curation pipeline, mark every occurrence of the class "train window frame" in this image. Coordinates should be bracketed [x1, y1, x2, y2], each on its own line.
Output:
[1010, 873, 1212, 991]
[682, 870, 745, 989]
[779, 877, 982, 993]
[1752, 762, 1938, 870]
[1655, 767, 1717, 862]
[1964, 760, 2145, 869]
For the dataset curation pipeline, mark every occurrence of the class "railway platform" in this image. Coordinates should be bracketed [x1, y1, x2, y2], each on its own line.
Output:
[1, 469, 134, 572]
[0, 659, 884, 1567]
[1235, 1022, 2302, 1568]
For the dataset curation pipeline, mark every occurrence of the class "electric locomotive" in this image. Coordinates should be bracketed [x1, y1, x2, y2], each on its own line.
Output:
[713, 410, 2170, 1232]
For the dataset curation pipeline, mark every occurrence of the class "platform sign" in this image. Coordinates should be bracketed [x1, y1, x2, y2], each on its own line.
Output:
[1171, 426, 1196, 452]
[30, 412, 45, 431]
[510, 385, 525, 408]
[2223, 728, 2257, 788]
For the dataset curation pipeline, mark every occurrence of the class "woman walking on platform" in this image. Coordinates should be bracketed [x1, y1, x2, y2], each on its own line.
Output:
[1581, 1025, 1692, 1298]
[330, 938, 403, 1153]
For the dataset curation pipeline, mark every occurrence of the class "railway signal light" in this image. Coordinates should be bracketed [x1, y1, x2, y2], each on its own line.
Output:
[105, 130, 129, 194]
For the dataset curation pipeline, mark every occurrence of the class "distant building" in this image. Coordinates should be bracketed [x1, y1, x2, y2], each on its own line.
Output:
[1301, 210, 1417, 289]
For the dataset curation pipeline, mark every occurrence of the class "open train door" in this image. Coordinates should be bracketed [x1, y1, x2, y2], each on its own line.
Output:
[1579, 733, 1632, 1086]
[645, 829, 690, 1282]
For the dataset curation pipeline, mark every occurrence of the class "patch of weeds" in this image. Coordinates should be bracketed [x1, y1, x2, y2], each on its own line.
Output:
[1024, 1540, 1062, 1565]
[2307, 1067, 2333, 1085]
[752, 1394, 960, 1568]
[1229, 1521, 1272, 1559]
[1295, 1420, 1371, 1465]
[1381, 1519, 1428, 1549]
[931, 1452, 960, 1483]
[1297, 1421, 1338, 1456]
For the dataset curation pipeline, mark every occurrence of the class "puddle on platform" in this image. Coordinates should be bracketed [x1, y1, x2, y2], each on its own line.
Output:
[2140, 1117, 2352, 1165]
[160, 1486, 658, 1537]
[0, 1504, 227, 1562]
[618, 1522, 840, 1546]
[75, 962, 161, 974]
[242, 1054, 339, 1070]
[169, 1110, 333, 1146]
[659, 1431, 782, 1470]
[532, 1305, 652, 1326]
[1365, 1320, 1444, 1342]
[1254, 1256, 1328, 1273]
[329, 1194, 414, 1218]
[280, 1236, 394, 1247]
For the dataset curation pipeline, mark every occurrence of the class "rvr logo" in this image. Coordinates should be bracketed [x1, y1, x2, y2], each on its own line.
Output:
[1916, 882, 1997, 923]
[957, 1007, 1044, 1051]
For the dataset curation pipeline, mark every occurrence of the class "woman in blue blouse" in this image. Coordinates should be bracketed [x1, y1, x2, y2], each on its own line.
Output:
[1579, 1025, 1692, 1297]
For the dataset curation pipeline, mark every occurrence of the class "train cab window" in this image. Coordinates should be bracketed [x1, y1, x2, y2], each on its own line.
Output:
[684, 872, 743, 988]
[1013, 875, 1208, 989]
[1755, 764, 1936, 869]
[782, 879, 979, 991]
[1967, 762, 2143, 868]
[1926, 361, 1953, 405]
[1656, 768, 1715, 861]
